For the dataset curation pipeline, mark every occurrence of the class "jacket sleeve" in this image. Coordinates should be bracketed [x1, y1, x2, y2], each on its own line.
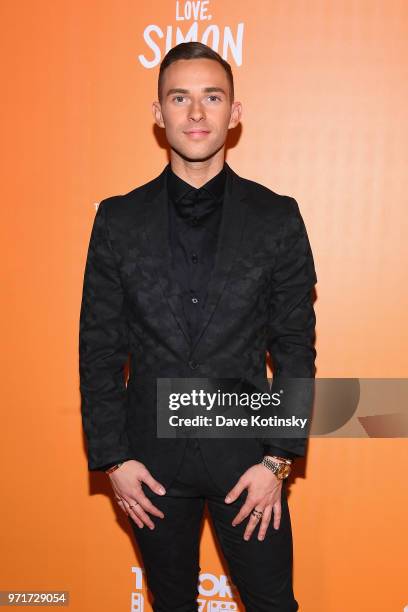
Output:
[262, 444, 298, 460]
[79, 198, 134, 471]
[261, 196, 317, 458]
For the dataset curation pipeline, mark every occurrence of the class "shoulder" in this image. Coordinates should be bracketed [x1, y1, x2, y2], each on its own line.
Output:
[232, 168, 300, 219]
[96, 169, 164, 223]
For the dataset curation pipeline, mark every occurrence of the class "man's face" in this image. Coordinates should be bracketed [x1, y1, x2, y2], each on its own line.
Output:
[153, 58, 241, 162]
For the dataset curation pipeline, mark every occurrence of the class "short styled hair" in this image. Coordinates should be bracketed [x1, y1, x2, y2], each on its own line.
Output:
[158, 41, 234, 103]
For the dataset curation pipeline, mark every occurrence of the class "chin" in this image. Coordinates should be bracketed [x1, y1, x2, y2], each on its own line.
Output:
[170, 143, 224, 161]
[173, 146, 217, 163]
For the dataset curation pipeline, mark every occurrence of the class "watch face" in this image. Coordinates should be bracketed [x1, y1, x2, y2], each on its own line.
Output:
[279, 464, 291, 479]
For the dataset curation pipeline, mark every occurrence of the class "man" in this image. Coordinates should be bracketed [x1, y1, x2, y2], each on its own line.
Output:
[79, 41, 317, 611]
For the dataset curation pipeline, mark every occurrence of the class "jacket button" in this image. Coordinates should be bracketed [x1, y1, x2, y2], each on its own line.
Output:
[188, 360, 199, 369]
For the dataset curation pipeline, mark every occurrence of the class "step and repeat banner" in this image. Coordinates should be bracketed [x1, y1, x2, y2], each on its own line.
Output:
[1, 1, 407, 611]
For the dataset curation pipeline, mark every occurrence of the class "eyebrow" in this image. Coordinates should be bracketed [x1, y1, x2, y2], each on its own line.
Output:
[166, 86, 227, 97]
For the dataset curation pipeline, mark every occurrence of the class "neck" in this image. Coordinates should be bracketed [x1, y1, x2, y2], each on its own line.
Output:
[169, 151, 225, 188]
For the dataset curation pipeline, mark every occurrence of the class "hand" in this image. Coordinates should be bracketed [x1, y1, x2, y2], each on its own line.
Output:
[224, 462, 283, 541]
[108, 460, 166, 530]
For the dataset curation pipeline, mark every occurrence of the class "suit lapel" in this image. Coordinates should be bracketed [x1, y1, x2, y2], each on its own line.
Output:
[141, 161, 248, 355]
[141, 164, 190, 344]
[190, 163, 248, 356]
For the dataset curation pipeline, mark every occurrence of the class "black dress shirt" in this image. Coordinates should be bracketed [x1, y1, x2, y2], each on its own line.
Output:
[100, 163, 296, 471]
[166, 163, 226, 343]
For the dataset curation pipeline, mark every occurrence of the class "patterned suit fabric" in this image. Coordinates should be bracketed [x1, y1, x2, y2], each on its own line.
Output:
[78, 162, 317, 492]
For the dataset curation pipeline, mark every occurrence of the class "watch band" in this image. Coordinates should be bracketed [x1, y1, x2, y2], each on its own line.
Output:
[261, 456, 292, 479]
[264, 454, 292, 465]
[105, 462, 124, 474]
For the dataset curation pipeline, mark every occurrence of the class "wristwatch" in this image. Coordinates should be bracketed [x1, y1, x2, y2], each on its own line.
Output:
[261, 456, 292, 479]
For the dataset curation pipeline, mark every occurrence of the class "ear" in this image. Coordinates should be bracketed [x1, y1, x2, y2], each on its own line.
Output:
[228, 101, 242, 129]
[152, 101, 165, 128]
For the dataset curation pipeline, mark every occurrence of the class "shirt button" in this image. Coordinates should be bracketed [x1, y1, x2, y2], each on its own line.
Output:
[188, 360, 199, 369]
[191, 216, 199, 226]
[191, 253, 198, 264]
[191, 297, 199, 304]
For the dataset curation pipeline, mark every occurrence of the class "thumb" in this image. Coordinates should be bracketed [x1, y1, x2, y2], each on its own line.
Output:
[225, 478, 246, 503]
[141, 470, 166, 495]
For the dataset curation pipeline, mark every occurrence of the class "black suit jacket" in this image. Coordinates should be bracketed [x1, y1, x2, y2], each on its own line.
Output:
[79, 162, 317, 493]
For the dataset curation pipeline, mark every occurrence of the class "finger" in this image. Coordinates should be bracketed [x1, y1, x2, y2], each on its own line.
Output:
[243, 506, 266, 541]
[141, 471, 166, 496]
[109, 480, 146, 528]
[128, 505, 145, 529]
[120, 500, 144, 529]
[225, 478, 247, 504]
[110, 477, 163, 520]
[273, 500, 282, 530]
[125, 500, 155, 530]
[243, 515, 261, 541]
[130, 489, 165, 519]
[140, 495, 165, 519]
[127, 501, 151, 529]
[257, 505, 273, 540]
[114, 495, 144, 528]
[231, 498, 259, 526]
[111, 476, 164, 524]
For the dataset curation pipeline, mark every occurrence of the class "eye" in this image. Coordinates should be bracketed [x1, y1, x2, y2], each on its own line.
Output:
[208, 95, 221, 102]
[172, 95, 186, 103]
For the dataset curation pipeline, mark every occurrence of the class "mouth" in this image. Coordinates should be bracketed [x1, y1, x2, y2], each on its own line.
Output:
[184, 130, 210, 139]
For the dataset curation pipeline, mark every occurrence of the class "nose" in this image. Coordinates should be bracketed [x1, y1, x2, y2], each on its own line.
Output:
[188, 99, 205, 122]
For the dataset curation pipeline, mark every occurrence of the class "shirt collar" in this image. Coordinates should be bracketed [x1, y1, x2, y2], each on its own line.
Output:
[167, 162, 227, 203]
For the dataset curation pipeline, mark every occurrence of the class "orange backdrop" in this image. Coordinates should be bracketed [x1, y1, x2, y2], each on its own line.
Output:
[1, 1, 407, 611]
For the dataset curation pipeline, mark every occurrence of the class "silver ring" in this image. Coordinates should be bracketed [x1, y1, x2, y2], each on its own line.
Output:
[128, 502, 139, 510]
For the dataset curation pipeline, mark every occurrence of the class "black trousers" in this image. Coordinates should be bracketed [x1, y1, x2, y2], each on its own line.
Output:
[128, 438, 299, 612]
